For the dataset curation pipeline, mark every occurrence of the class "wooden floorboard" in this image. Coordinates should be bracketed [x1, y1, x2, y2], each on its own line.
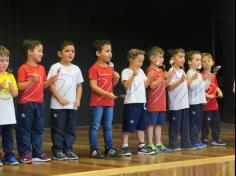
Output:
[0, 123, 235, 176]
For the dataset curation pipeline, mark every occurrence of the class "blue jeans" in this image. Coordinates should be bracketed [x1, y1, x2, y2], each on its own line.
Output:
[89, 106, 113, 150]
[16, 102, 45, 157]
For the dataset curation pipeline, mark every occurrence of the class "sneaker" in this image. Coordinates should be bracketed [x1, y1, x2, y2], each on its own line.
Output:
[170, 147, 182, 151]
[90, 149, 104, 159]
[147, 144, 159, 154]
[0, 160, 3, 166]
[65, 151, 79, 160]
[182, 145, 197, 150]
[156, 143, 172, 153]
[192, 142, 207, 149]
[201, 138, 209, 145]
[33, 153, 51, 162]
[3, 155, 19, 165]
[121, 147, 132, 156]
[20, 153, 33, 164]
[105, 148, 121, 158]
[52, 152, 68, 161]
[137, 145, 155, 155]
[211, 139, 227, 146]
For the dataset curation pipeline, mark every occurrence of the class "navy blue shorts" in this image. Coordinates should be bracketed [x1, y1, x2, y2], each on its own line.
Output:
[147, 111, 166, 125]
[122, 103, 147, 132]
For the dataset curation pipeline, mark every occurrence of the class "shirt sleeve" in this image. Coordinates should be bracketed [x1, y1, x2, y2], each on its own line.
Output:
[17, 65, 26, 82]
[140, 69, 147, 81]
[47, 64, 57, 80]
[121, 69, 130, 82]
[89, 66, 98, 81]
[76, 67, 84, 84]
[9, 74, 18, 90]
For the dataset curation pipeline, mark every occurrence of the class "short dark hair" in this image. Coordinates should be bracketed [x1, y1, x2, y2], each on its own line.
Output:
[146, 46, 164, 60]
[92, 40, 111, 57]
[168, 48, 185, 57]
[22, 39, 43, 57]
[186, 51, 201, 61]
[58, 41, 75, 51]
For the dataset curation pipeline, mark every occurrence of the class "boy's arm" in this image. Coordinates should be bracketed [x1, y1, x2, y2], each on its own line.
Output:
[44, 75, 58, 88]
[74, 83, 82, 108]
[149, 77, 164, 89]
[112, 71, 120, 87]
[144, 71, 154, 88]
[216, 87, 223, 98]
[17, 79, 35, 91]
[90, 80, 117, 99]
[49, 84, 70, 105]
[168, 74, 185, 90]
[8, 82, 18, 97]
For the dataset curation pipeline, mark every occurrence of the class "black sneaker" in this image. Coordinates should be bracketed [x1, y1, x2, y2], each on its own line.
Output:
[121, 147, 132, 156]
[65, 151, 79, 160]
[90, 149, 104, 159]
[137, 145, 155, 155]
[202, 138, 209, 145]
[104, 148, 121, 158]
[211, 139, 227, 146]
[52, 152, 68, 161]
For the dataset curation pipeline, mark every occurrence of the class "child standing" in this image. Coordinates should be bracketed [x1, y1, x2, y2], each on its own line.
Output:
[0, 46, 19, 166]
[201, 53, 227, 146]
[88, 40, 121, 159]
[186, 51, 212, 149]
[16, 39, 57, 164]
[167, 48, 195, 151]
[47, 41, 84, 160]
[146, 47, 173, 153]
[121, 49, 154, 156]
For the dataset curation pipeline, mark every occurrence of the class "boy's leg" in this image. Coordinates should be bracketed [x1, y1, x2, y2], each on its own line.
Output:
[89, 107, 103, 150]
[168, 110, 181, 149]
[16, 103, 34, 156]
[64, 110, 77, 152]
[31, 103, 46, 158]
[102, 106, 113, 150]
[201, 111, 210, 141]
[155, 112, 166, 145]
[189, 104, 203, 144]
[180, 108, 192, 148]
[147, 125, 155, 145]
[1, 125, 14, 156]
[50, 109, 67, 154]
[211, 110, 220, 141]
[147, 112, 158, 145]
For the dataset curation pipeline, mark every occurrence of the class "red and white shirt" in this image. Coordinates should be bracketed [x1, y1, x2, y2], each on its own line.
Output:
[17, 63, 46, 104]
[201, 71, 219, 111]
[146, 66, 166, 112]
[89, 63, 114, 106]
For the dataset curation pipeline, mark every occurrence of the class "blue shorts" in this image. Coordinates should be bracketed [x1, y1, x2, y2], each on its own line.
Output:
[147, 111, 166, 125]
[122, 103, 147, 132]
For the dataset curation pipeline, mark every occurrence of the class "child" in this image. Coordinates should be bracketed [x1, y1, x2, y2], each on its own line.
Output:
[201, 53, 227, 146]
[186, 51, 212, 149]
[88, 40, 121, 159]
[167, 48, 196, 151]
[121, 49, 154, 156]
[0, 46, 19, 166]
[47, 41, 84, 160]
[16, 39, 57, 164]
[146, 46, 173, 153]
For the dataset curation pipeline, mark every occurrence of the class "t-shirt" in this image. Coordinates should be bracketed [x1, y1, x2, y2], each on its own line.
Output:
[89, 63, 114, 106]
[167, 68, 189, 110]
[122, 68, 147, 104]
[146, 66, 166, 112]
[0, 72, 17, 125]
[201, 71, 219, 111]
[47, 62, 84, 109]
[187, 69, 208, 105]
[17, 63, 46, 104]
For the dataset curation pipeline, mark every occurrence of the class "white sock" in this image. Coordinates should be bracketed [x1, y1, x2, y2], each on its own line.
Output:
[122, 143, 128, 148]
[139, 143, 145, 148]
[156, 143, 161, 146]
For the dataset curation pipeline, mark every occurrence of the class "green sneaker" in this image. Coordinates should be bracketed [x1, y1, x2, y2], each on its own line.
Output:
[147, 144, 159, 154]
[156, 143, 172, 153]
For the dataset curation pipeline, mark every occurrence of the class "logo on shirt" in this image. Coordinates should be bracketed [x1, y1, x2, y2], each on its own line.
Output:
[129, 120, 134, 124]
[20, 113, 26, 118]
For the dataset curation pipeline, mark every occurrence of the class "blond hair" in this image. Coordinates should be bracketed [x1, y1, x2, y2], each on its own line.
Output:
[0, 45, 10, 57]
[127, 49, 145, 60]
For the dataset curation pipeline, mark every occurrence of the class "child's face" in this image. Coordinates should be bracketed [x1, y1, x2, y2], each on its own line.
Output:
[151, 53, 164, 66]
[130, 54, 144, 69]
[0, 55, 9, 73]
[188, 54, 202, 69]
[202, 56, 214, 70]
[172, 52, 185, 67]
[58, 45, 75, 63]
[28, 44, 43, 63]
[96, 44, 112, 63]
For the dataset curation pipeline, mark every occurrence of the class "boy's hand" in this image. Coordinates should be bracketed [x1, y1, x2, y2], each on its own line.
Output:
[74, 100, 80, 108]
[106, 92, 117, 99]
[132, 69, 138, 76]
[166, 70, 176, 80]
[59, 98, 70, 106]
[48, 75, 58, 85]
[206, 94, 215, 99]
[0, 81, 6, 89]
[181, 74, 186, 82]
[217, 90, 223, 98]
[8, 81, 14, 91]
[31, 74, 39, 82]
[113, 71, 120, 80]
[147, 71, 155, 79]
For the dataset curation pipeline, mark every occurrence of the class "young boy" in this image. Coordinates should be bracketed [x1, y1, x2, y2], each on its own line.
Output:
[121, 49, 154, 156]
[201, 53, 227, 146]
[146, 46, 173, 153]
[167, 48, 196, 151]
[88, 40, 121, 159]
[186, 51, 212, 149]
[47, 41, 83, 160]
[16, 39, 57, 164]
[0, 46, 19, 165]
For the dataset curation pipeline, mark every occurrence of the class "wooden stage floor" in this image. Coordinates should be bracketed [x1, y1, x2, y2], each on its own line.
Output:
[0, 123, 235, 176]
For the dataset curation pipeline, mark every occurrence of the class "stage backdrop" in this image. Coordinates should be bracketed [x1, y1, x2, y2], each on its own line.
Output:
[0, 0, 234, 126]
